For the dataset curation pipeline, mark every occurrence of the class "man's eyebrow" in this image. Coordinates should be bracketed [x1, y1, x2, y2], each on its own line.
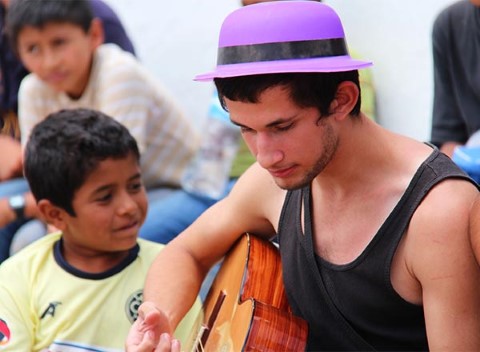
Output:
[265, 117, 294, 128]
[231, 116, 295, 129]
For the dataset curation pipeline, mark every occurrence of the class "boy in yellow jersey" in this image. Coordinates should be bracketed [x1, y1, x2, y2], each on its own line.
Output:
[0, 108, 201, 352]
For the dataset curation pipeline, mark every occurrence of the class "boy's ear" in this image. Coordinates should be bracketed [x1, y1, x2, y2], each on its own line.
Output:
[329, 81, 359, 119]
[88, 18, 105, 49]
[37, 199, 69, 231]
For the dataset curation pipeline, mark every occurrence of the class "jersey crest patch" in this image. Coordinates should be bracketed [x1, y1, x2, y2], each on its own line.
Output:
[125, 290, 143, 323]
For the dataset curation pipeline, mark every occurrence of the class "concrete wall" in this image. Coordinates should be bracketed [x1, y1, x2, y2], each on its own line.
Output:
[108, 0, 457, 141]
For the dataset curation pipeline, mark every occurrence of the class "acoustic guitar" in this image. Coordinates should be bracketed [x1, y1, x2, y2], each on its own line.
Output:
[187, 233, 308, 351]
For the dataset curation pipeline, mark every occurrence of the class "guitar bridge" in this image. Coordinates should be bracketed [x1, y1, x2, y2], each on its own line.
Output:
[192, 290, 226, 352]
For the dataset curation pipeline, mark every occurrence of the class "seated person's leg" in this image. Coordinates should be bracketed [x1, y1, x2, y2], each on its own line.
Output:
[145, 187, 177, 203]
[0, 179, 31, 262]
[139, 189, 217, 244]
[139, 180, 238, 244]
[9, 219, 47, 256]
[0, 178, 29, 197]
[0, 218, 29, 263]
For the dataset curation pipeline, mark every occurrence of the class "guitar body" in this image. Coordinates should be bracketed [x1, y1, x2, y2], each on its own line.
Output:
[189, 233, 308, 351]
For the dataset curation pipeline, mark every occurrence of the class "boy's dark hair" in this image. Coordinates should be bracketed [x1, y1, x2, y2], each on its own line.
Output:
[214, 71, 361, 119]
[24, 108, 140, 216]
[6, 0, 94, 51]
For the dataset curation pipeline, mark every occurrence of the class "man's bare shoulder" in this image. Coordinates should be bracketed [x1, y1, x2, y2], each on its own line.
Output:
[174, 163, 285, 267]
[404, 179, 480, 349]
[403, 178, 478, 284]
[226, 162, 287, 233]
[410, 178, 478, 243]
[417, 177, 477, 220]
[232, 162, 286, 202]
[468, 193, 480, 264]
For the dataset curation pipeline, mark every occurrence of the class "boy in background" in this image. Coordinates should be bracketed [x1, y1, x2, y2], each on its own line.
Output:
[0, 0, 199, 262]
[0, 0, 136, 138]
[0, 108, 201, 351]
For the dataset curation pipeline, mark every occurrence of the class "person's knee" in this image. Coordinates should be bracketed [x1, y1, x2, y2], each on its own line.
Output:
[0, 218, 29, 263]
[0, 178, 29, 197]
[10, 220, 47, 256]
[139, 191, 214, 244]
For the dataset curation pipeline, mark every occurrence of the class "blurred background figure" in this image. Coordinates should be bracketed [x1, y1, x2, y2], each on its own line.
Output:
[0, 0, 136, 137]
[429, 0, 480, 181]
[430, 0, 480, 157]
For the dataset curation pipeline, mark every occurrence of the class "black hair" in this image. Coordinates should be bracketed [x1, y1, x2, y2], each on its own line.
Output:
[214, 71, 361, 119]
[24, 108, 140, 216]
[6, 0, 94, 51]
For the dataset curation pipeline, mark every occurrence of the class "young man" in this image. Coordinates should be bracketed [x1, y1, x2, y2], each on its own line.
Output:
[141, 0, 378, 251]
[0, 0, 199, 262]
[126, 2, 480, 351]
[0, 108, 201, 352]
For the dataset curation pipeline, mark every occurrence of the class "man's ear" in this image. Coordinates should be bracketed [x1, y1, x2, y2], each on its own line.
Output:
[37, 199, 69, 231]
[329, 81, 359, 118]
[88, 18, 105, 49]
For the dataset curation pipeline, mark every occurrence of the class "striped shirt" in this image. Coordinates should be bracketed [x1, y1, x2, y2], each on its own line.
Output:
[18, 44, 199, 189]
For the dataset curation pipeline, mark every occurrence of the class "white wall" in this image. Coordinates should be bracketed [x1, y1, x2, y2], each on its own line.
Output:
[324, 0, 455, 141]
[108, 0, 457, 141]
[106, 0, 238, 130]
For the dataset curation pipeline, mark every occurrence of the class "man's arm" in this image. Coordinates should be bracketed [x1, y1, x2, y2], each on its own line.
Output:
[410, 180, 480, 349]
[470, 197, 480, 265]
[126, 163, 284, 350]
[0, 192, 41, 227]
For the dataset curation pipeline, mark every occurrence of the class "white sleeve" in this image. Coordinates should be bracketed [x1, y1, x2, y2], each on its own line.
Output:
[17, 75, 48, 147]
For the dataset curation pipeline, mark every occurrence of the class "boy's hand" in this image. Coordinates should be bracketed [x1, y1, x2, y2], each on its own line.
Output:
[126, 301, 180, 352]
[0, 198, 17, 225]
[0, 135, 23, 181]
[0, 192, 42, 227]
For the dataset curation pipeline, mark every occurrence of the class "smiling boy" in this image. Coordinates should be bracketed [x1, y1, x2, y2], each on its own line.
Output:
[0, 108, 200, 352]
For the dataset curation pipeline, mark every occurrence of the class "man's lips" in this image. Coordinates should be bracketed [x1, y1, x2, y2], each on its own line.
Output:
[268, 165, 295, 178]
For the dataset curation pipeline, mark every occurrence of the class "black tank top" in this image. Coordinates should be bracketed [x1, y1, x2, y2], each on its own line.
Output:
[278, 148, 477, 351]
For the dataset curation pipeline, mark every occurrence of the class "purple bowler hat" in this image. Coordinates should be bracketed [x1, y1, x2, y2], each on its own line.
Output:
[195, 1, 372, 81]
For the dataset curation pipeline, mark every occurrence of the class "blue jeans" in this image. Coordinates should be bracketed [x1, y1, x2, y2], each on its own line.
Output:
[139, 179, 237, 244]
[0, 178, 29, 197]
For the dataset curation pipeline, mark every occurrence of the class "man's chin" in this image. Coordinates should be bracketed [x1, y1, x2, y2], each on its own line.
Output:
[274, 178, 309, 191]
